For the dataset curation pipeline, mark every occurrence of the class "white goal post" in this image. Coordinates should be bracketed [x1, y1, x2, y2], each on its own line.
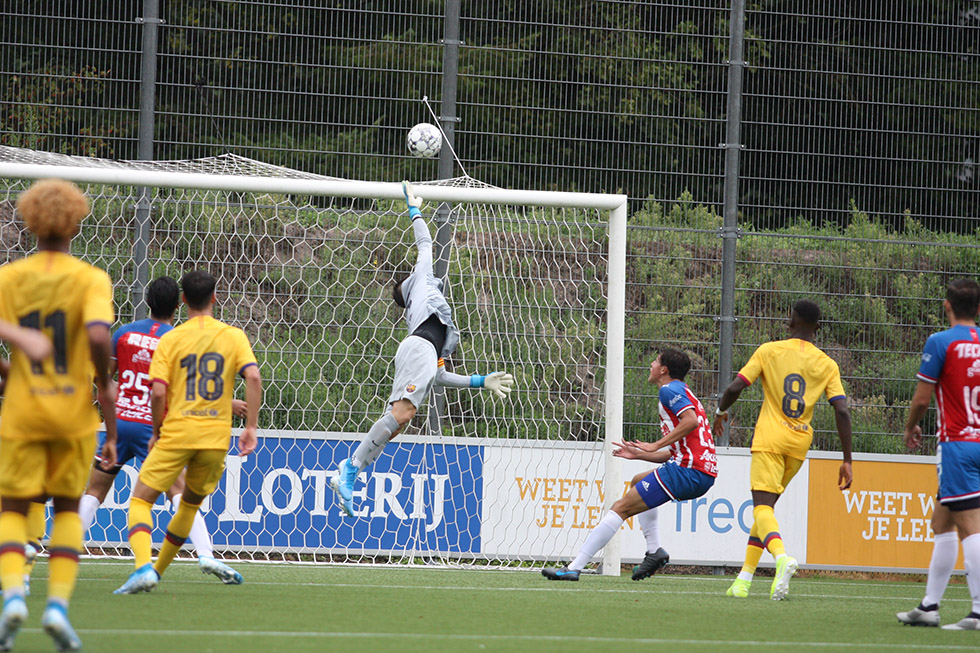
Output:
[0, 154, 627, 574]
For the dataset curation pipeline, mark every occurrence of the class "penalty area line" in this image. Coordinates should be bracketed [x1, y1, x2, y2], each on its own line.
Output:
[15, 628, 975, 650]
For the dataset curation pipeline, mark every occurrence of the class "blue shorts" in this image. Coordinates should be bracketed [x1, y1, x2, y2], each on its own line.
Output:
[938, 440, 980, 504]
[95, 420, 153, 474]
[635, 461, 716, 509]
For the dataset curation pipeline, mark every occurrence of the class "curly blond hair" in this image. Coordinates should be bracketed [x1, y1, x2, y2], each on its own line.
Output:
[16, 179, 90, 241]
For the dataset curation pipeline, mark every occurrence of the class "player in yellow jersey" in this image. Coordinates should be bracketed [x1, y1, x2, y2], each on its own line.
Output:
[114, 269, 261, 595]
[713, 300, 852, 600]
[0, 179, 118, 652]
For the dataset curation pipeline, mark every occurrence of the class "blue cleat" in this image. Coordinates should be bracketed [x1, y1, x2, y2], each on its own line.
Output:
[0, 596, 28, 652]
[113, 562, 159, 595]
[41, 603, 82, 651]
[199, 556, 243, 585]
[541, 566, 580, 581]
[329, 457, 359, 517]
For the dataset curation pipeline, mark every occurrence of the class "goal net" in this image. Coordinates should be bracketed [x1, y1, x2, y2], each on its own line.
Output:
[0, 146, 627, 571]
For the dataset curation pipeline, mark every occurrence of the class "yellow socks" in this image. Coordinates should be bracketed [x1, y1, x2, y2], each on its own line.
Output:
[0, 511, 27, 598]
[154, 500, 201, 577]
[47, 511, 82, 604]
[753, 504, 786, 557]
[24, 500, 46, 576]
[741, 522, 765, 575]
[128, 497, 154, 569]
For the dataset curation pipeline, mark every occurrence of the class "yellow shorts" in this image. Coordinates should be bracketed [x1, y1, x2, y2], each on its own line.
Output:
[0, 436, 96, 499]
[750, 451, 804, 495]
[139, 447, 227, 497]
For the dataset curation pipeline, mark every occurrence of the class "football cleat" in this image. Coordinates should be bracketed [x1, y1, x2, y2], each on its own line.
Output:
[199, 556, 243, 585]
[41, 603, 82, 651]
[113, 562, 160, 595]
[770, 555, 798, 600]
[0, 596, 27, 652]
[897, 605, 940, 627]
[942, 614, 980, 630]
[632, 547, 670, 581]
[726, 577, 751, 598]
[329, 457, 358, 517]
[541, 566, 580, 581]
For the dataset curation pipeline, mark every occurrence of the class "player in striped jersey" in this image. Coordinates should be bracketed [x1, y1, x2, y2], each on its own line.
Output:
[329, 181, 515, 517]
[78, 275, 242, 584]
[0, 179, 118, 651]
[898, 279, 980, 630]
[714, 299, 852, 600]
[542, 349, 717, 581]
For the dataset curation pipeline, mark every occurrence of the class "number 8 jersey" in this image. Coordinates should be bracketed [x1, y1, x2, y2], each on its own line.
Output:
[917, 324, 980, 443]
[149, 314, 257, 450]
[737, 338, 846, 460]
[0, 251, 114, 441]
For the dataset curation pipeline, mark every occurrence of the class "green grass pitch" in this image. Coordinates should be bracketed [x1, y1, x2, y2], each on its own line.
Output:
[11, 561, 978, 652]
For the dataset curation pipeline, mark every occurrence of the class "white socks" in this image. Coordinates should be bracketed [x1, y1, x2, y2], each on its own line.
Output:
[352, 413, 401, 470]
[171, 495, 214, 559]
[637, 508, 660, 552]
[962, 532, 980, 614]
[79, 494, 101, 534]
[923, 531, 959, 607]
[569, 512, 623, 571]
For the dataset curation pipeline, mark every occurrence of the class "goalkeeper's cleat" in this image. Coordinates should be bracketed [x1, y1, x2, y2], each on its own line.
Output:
[199, 556, 243, 585]
[942, 613, 980, 630]
[330, 457, 358, 517]
[0, 596, 27, 652]
[770, 555, 798, 600]
[41, 603, 82, 651]
[897, 605, 940, 627]
[541, 566, 580, 581]
[113, 563, 159, 595]
[726, 578, 751, 598]
[631, 547, 669, 581]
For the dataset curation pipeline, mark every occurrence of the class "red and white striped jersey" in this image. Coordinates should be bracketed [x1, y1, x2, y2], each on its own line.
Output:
[658, 380, 718, 476]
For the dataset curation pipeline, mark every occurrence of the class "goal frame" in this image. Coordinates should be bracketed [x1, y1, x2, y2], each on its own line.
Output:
[0, 161, 628, 575]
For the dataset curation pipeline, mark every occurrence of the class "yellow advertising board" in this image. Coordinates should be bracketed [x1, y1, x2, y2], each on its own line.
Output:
[807, 458, 962, 569]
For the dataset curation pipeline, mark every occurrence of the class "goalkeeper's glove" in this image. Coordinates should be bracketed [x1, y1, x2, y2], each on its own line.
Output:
[483, 371, 514, 400]
[402, 180, 423, 219]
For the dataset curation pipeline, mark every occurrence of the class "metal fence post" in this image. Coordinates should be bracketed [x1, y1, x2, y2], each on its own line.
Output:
[717, 0, 747, 446]
[133, 0, 161, 320]
[427, 0, 462, 435]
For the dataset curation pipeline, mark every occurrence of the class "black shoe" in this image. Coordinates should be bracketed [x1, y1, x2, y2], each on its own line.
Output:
[541, 566, 580, 581]
[631, 547, 669, 581]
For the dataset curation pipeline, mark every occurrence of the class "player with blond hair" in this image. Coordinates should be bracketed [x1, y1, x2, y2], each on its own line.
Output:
[0, 179, 118, 651]
[114, 269, 261, 595]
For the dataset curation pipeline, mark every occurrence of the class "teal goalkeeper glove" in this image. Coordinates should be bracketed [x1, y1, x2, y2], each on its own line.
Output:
[402, 180, 423, 218]
[484, 372, 514, 400]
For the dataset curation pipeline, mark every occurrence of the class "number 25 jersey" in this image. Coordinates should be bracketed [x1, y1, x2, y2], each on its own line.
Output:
[149, 314, 257, 450]
[0, 251, 114, 441]
[737, 338, 846, 460]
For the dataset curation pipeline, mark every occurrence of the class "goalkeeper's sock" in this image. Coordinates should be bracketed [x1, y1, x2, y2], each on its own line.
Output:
[637, 508, 660, 552]
[569, 512, 623, 571]
[352, 413, 400, 470]
[923, 531, 958, 607]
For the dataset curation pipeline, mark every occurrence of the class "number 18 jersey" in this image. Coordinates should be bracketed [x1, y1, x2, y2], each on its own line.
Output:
[916, 324, 980, 443]
[737, 338, 846, 460]
[149, 314, 257, 450]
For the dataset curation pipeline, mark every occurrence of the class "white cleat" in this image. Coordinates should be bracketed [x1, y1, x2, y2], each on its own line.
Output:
[942, 616, 980, 630]
[41, 604, 82, 651]
[113, 563, 159, 594]
[897, 606, 940, 627]
[199, 556, 243, 585]
[0, 597, 28, 652]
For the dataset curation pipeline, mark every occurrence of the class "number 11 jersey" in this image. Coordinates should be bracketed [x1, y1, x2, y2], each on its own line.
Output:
[0, 251, 114, 441]
[149, 314, 257, 450]
[736, 338, 846, 460]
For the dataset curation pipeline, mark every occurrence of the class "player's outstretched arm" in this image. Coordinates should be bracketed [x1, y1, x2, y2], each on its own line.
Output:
[0, 319, 52, 363]
[831, 397, 853, 490]
[434, 364, 514, 399]
[403, 180, 434, 275]
[713, 376, 748, 438]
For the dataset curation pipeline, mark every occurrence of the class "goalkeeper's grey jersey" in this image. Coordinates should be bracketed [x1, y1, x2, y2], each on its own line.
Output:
[401, 217, 460, 358]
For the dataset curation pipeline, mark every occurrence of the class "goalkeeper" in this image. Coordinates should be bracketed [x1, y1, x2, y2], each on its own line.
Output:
[330, 181, 515, 517]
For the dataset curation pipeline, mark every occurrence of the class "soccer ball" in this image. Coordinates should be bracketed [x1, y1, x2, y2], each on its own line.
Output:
[406, 123, 442, 158]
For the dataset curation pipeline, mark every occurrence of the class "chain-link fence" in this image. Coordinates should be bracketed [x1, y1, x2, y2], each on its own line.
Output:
[2, 1, 979, 454]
